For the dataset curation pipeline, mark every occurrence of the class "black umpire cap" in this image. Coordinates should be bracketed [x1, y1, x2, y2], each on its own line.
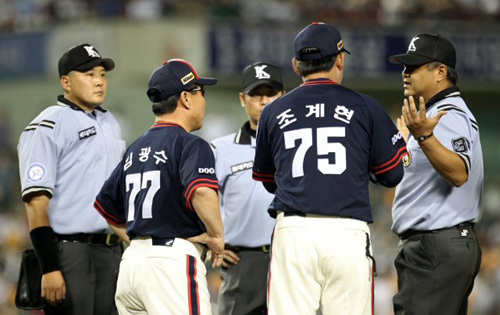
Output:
[58, 43, 115, 77]
[241, 62, 283, 94]
[389, 34, 456, 68]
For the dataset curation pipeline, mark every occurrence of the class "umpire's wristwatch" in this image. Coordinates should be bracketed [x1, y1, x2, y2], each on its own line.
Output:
[414, 132, 433, 143]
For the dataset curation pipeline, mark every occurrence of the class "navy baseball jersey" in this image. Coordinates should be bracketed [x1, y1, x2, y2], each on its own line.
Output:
[94, 122, 219, 239]
[253, 78, 406, 222]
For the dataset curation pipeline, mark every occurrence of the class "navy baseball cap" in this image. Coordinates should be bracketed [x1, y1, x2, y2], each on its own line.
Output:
[389, 34, 456, 68]
[294, 22, 350, 61]
[147, 59, 217, 102]
[242, 62, 283, 94]
[58, 43, 115, 77]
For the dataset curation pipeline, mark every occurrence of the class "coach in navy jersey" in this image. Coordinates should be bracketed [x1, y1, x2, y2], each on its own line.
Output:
[252, 22, 406, 314]
[211, 62, 285, 315]
[389, 34, 483, 315]
[18, 44, 125, 314]
[94, 59, 224, 314]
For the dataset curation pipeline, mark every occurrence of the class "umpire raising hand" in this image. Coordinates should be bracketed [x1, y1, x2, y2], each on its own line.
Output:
[390, 34, 483, 315]
[18, 44, 125, 314]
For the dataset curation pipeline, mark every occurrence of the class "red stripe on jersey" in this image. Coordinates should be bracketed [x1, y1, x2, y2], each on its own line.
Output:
[252, 171, 275, 183]
[186, 255, 200, 315]
[185, 178, 218, 197]
[372, 146, 407, 171]
[301, 78, 339, 86]
[93, 201, 124, 225]
[150, 122, 185, 130]
[372, 146, 407, 175]
[184, 178, 219, 210]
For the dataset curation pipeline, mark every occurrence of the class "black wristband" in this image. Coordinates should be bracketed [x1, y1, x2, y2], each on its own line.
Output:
[413, 132, 433, 143]
[29, 226, 61, 274]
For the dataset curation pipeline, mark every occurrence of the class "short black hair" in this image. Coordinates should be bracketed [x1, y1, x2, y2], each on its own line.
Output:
[296, 48, 336, 77]
[152, 94, 179, 116]
[427, 61, 458, 86]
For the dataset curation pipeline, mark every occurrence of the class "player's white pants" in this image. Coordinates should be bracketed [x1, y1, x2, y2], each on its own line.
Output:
[115, 237, 211, 315]
[268, 213, 374, 315]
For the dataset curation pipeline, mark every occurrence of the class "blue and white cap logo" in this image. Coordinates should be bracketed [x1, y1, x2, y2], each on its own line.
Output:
[26, 163, 46, 182]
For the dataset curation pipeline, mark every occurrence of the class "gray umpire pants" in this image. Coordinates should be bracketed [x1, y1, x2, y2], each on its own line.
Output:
[218, 250, 270, 315]
[393, 224, 481, 315]
[44, 241, 122, 315]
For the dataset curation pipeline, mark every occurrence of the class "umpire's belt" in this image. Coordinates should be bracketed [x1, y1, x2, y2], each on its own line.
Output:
[398, 221, 475, 240]
[55, 233, 121, 246]
[225, 244, 270, 254]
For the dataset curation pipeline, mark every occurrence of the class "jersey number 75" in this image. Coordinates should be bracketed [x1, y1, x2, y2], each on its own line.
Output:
[284, 127, 346, 178]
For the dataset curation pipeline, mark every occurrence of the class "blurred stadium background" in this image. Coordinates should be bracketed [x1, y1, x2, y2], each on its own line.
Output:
[0, 1, 499, 314]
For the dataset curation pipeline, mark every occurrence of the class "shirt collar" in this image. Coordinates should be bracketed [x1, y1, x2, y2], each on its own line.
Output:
[301, 78, 339, 87]
[57, 95, 107, 113]
[426, 86, 460, 109]
[234, 121, 255, 145]
[151, 122, 186, 131]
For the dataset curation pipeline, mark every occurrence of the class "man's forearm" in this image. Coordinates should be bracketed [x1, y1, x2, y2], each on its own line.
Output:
[191, 186, 224, 237]
[419, 136, 468, 187]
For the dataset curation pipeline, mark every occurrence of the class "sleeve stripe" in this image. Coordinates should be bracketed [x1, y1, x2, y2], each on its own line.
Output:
[372, 148, 407, 175]
[252, 171, 275, 183]
[437, 104, 467, 114]
[455, 152, 471, 174]
[470, 120, 478, 131]
[437, 105, 479, 131]
[21, 187, 54, 200]
[372, 146, 407, 171]
[184, 181, 219, 211]
[24, 120, 56, 131]
[184, 178, 219, 200]
[93, 200, 125, 225]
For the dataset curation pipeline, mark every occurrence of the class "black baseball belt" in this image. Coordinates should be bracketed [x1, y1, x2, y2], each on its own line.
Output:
[398, 221, 475, 240]
[55, 233, 121, 246]
[225, 244, 271, 253]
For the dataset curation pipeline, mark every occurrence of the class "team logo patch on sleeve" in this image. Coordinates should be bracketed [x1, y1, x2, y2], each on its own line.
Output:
[26, 163, 46, 182]
[451, 137, 470, 153]
[402, 150, 412, 167]
[79, 126, 97, 140]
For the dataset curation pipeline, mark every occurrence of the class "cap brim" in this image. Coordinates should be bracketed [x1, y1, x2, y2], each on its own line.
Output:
[243, 80, 284, 94]
[74, 58, 115, 72]
[389, 53, 433, 66]
[196, 77, 217, 86]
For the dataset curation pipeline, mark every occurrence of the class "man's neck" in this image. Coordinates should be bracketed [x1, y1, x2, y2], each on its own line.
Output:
[155, 116, 189, 132]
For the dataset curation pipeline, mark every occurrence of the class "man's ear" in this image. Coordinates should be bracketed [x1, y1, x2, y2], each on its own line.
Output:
[292, 57, 300, 76]
[335, 52, 345, 72]
[179, 91, 191, 109]
[60, 75, 70, 92]
[436, 64, 448, 83]
[239, 92, 245, 108]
